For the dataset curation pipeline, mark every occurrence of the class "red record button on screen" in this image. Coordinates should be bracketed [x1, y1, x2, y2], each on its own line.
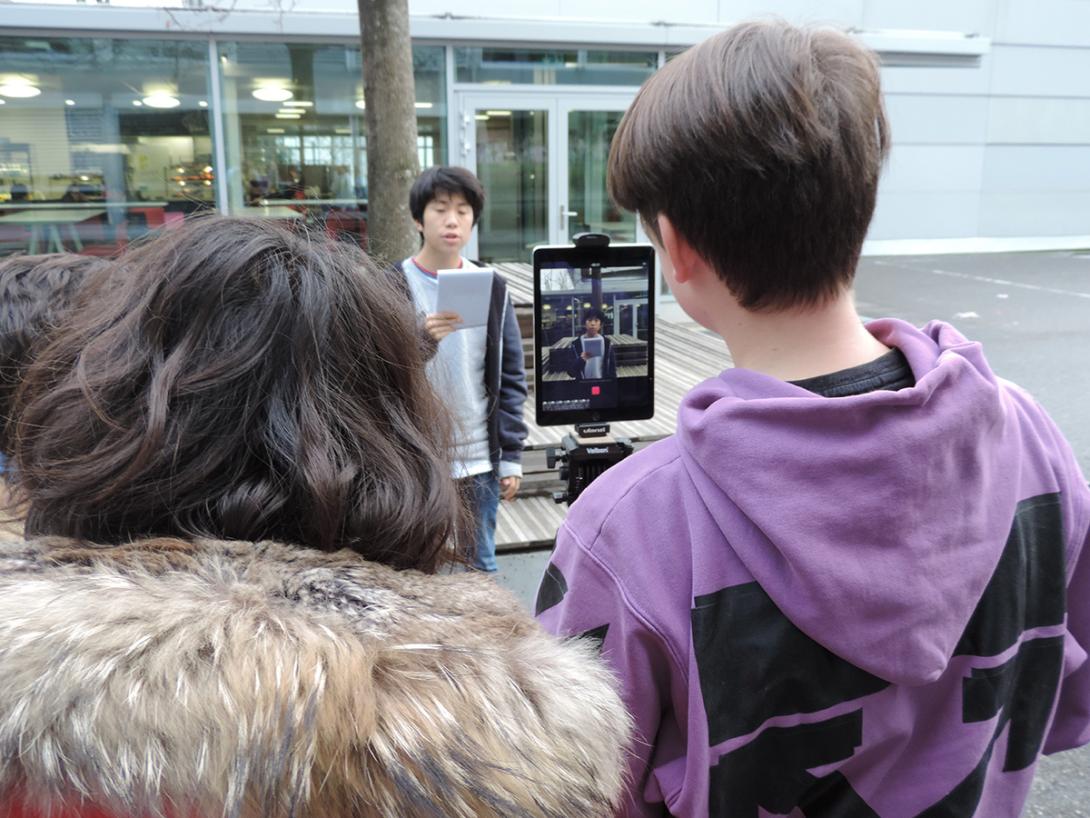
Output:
[591, 385, 601, 396]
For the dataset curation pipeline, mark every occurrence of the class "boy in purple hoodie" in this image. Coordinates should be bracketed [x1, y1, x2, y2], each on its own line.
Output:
[535, 19, 1090, 818]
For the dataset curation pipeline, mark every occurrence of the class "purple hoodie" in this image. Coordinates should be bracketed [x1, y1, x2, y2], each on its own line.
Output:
[536, 319, 1090, 817]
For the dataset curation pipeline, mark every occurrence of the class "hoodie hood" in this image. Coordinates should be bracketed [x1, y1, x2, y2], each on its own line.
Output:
[677, 319, 1036, 687]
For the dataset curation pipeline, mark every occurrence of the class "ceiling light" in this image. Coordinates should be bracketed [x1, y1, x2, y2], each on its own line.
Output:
[485, 110, 512, 116]
[198, 100, 208, 107]
[65, 99, 75, 106]
[415, 101, 433, 109]
[142, 93, 180, 109]
[0, 100, 5, 105]
[283, 100, 313, 108]
[474, 114, 489, 121]
[79, 175, 89, 181]
[0, 81, 41, 98]
[267, 128, 285, 134]
[132, 100, 143, 106]
[275, 113, 301, 119]
[355, 99, 366, 110]
[277, 107, 303, 115]
[253, 86, 293, 102]
[334, 128, 351, 134]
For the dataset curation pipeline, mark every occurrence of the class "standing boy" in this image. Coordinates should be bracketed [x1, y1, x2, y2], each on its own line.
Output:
[568, 308, 617, 380]
[536, 20, 1090, 817]
[400, 166, 528, 572]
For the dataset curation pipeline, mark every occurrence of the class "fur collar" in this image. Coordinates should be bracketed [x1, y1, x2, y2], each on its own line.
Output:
[0, 537, 630, 817]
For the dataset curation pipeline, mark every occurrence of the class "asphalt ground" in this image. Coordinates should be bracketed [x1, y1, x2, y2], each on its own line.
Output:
[855, 251, 1090, 474]
[854, 251, 1090, 815]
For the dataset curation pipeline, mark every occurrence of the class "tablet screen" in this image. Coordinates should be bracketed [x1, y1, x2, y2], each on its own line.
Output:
[533, 243, 655, 426]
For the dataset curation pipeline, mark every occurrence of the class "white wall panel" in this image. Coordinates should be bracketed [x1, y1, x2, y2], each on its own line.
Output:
[411, 0, 562, 19]
[979, 193, 1090, 235]
[981, 146, 1090, 192]
[883, 94, 989, 144]
[879, 58, 993, 96]
[987, 97, 1090, 145]
[995, 0, 1090, 48]
[861, 0, 995, 36]
[880, 145, 985, 192]
[868, 192, 981, 239]
[716, 0, 863, 27]
[554, 0, 719, 25]
[989, 45, 1090, 97]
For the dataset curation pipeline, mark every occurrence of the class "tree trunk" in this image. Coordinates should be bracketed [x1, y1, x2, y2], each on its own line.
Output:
[358, 0, 420, 264]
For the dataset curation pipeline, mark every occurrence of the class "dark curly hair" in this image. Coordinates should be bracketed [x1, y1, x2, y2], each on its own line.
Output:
[12, 216, 463, 571]
[0, 253, 110, 456]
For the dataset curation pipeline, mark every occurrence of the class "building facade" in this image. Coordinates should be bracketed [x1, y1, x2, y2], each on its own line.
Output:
[0, 0, 1088, 262]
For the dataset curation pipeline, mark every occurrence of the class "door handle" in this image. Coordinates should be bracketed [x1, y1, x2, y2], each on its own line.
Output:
[560, 206, 578, 219]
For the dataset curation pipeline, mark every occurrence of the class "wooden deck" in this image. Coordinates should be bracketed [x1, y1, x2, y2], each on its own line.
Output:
[492, 263, 731, 549]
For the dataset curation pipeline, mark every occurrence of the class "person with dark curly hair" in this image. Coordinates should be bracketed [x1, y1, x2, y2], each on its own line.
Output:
[0, 253, 109, 460]
[0, 216, 630, 818]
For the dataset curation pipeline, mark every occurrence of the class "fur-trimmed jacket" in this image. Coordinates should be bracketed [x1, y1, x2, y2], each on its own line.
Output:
[0, 537, 631, 818]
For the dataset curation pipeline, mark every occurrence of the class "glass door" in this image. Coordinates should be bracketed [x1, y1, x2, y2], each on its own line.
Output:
[456, 91, 645, 262]
[457, 93, 558, 263]
[557, 98, 640, 246]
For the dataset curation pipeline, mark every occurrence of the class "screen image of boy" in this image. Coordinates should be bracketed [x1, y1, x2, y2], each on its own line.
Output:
[536, 259, 651, 419]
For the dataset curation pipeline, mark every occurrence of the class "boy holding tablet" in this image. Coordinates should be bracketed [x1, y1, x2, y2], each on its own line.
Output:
[400, 166, 528, 572]
[536, 19, 1090, 816]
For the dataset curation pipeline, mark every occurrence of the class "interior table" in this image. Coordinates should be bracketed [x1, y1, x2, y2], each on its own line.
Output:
[0, 208, 108, 253]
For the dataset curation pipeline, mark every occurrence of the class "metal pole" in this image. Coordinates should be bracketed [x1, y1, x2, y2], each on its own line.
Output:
[208, 39, 230, 216]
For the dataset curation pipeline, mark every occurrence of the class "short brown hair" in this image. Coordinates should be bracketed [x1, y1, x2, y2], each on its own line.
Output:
[0, 253, 108, 455]
[13, 217, 462, 572]
[609, 19, 889, 311]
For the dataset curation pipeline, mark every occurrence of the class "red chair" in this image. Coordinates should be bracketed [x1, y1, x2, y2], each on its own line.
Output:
[324, 209, 368, 249]
[129, 207, 165, 228]
[79, 221, 128, 257]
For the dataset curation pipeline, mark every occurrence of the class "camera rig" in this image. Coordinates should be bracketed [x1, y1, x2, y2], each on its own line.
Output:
[545, 422, 634, 505]
[537, 231, 647, 504]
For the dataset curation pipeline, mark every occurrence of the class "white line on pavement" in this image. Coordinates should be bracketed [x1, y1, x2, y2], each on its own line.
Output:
[872, 260, 1090, 300]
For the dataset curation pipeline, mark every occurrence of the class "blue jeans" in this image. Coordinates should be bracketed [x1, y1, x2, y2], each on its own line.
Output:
[465, 471, 500, 572]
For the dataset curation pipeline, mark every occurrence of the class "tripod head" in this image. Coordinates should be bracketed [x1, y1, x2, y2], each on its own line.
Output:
[545, 423, 634, 505]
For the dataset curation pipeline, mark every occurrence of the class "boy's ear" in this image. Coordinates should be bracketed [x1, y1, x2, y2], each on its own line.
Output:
[656, 214, 704, 285]
[412, 219, 424, 234]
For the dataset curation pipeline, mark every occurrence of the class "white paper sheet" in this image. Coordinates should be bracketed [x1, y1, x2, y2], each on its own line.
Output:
[436, 268, 494, 330]
[581, 336, 604, 379]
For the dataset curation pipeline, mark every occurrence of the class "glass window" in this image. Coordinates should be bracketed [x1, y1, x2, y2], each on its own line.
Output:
[218, 41, 446, 245]
[567, 110, 635, 243]
[474, 109, 549, 263]
[455, 48, 656, 86]
[0, 36, 213, 257]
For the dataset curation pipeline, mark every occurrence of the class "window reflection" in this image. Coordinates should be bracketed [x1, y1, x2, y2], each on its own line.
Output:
[455, 48, 657, 86]
[0, 37, 213, 256]
[219, 42, 446, 245]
